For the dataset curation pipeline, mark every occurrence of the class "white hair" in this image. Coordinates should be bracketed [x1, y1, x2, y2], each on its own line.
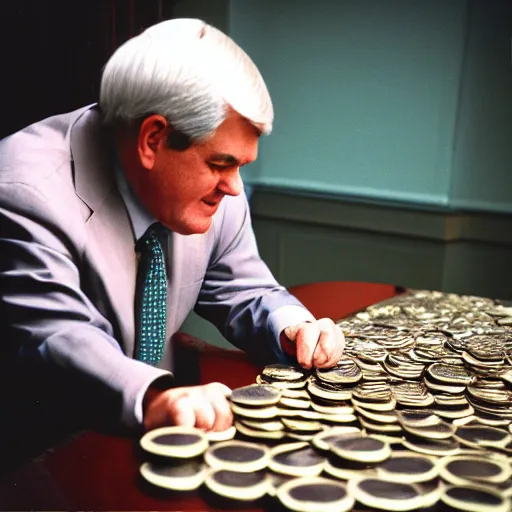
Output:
[99, 18, 273, 142]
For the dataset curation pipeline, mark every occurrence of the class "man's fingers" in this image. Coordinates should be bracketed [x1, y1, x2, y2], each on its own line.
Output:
[293, 322, 320, 369]
[205, 383, 234, 432]
[283, 324, 301, 342]
[208, 382, 232, 398]
[170, 395, 198, 428]
[283, 318, 346, 371]
[143, 383, 234, 432]
[312, 326, 337, 368]
[312, 327, 331, 368]
[312, 319, 345, 368]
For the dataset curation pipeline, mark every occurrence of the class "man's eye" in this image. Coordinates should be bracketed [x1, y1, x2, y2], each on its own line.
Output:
[208, 163, 230, 171]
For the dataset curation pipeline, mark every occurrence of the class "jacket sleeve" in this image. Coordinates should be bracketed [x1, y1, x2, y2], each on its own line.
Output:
[0, 182, 170, 431]
[194, 191, 315, 363]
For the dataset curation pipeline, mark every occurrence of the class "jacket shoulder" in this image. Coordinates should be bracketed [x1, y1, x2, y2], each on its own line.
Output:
[0, 105, 96, 185]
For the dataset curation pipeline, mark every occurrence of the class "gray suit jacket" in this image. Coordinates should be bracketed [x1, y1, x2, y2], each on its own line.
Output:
[0, 106, 311, 429]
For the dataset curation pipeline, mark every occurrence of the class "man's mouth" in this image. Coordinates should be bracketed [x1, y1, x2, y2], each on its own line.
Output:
[202, 195, 223, 207]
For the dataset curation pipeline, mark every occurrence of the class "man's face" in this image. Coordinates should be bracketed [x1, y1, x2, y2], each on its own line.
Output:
[138, 111, 259, 235]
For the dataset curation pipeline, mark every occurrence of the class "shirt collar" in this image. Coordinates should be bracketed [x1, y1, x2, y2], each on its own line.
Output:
[113, 154, 157, 242]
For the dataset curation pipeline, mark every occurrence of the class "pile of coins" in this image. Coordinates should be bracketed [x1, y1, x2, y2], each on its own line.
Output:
[140, 290, 512, 511]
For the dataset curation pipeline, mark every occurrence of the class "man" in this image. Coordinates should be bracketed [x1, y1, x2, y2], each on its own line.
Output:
[0, 18, 344, 445]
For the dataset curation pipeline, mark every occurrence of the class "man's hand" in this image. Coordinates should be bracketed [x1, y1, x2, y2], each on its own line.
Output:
[143, 382, 233, 432]
[281, 318, 345, 370]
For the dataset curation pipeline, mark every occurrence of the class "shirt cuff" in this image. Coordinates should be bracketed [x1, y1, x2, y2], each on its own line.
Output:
[134, 372, 174, 426]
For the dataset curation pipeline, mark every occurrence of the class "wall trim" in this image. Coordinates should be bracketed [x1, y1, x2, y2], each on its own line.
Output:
[250, 185, 512, 246]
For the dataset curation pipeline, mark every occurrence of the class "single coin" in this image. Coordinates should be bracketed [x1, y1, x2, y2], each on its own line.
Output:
[269, 442, 325, 477]
[401, 420, 456, 440]
[278, 408, 323, 420]
[352, 381, 393, 403]
[441, 484, 509, 512]
[465, 398, 512, 419]
[261, 364, 306, 382]
[206, 426, 236, 442]
[427, 363, 473, 386]
[402, 437, 460, 457]
[433, 404, 475, 420]
[140, 460, 206, 491]
[230, 402, 280, 419]
[382, 355, 425, 380]
[307, 378, 353, 401]
[375, 451, 438, 483]
[281, 418, 324, 433]
[204, 440, 269, 472]
[312, 427, 362, 451]
[359, 417, 403, 434]
[370, 434, 405, 446]
[324, 458, 378, 481]
[234, 421, 285, 440]
[140, 426, 208, 458]
[392, 381, 434, 407]
[319, 412, 358, 424]
[462, 351, 505, 368]
[439, 455, 512, 486]
[286, 432, 317, 442]
[204, 468, 268, 501]
[256, 374, 307, 389]
[354, 357, 383, 371]
[355, 405, 398, 424]
[315, 358, 362, 385]
[280, 396, 312, 410]
[276, 476, 354, 512]
[230, 383, 281, 407]
[239, 419, 284, 432]
[310, 402, 354, 415]
[347, 477, 437, 511]
[467, 383, 512, 405]
[433, 393, 469, 407]
[281, 388, 310, 399]
[423, 374, 467, 394]
[396, 409, 441, 427]
[351, 396, 397, 412]
[454, 425, 511, 449]
[329, 434, 391, 464]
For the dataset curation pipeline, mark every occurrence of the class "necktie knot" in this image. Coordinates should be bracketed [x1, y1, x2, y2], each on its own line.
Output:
[136, 223, 166, 253]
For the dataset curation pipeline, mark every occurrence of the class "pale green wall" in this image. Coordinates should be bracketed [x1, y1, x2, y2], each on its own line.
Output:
[230, 0, 467, 206]
[450, 0, 512, 213]
[172, 0, 512, 212]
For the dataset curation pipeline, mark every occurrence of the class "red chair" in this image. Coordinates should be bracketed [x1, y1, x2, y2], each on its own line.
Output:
[287, 281, 403, 321]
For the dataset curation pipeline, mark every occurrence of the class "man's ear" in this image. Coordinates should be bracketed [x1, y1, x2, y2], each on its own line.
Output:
[138, 115, 168, 170]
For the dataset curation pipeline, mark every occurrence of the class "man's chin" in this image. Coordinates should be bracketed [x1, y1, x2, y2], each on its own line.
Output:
[177, 217, 213, 236]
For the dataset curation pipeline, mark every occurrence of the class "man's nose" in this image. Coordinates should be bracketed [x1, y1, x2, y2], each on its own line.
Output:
[218, 168, 243, 196]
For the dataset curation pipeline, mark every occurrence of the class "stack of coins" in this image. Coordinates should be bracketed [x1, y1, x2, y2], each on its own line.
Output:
[139, 289, 512, 510]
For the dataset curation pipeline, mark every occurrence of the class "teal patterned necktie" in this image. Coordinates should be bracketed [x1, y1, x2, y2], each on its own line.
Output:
[134, 223, 168, 366]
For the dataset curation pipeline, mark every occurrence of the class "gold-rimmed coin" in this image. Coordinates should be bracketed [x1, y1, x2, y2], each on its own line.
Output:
[204, 440, 269, 473]
[140, 426, 208, 458]
[276, 476, 354, 512]
[268, 442, 325, 478]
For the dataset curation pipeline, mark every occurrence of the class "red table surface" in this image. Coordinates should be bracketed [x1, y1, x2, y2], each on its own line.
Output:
[0, 283, 402, 510]
[0, 332, 264, 511]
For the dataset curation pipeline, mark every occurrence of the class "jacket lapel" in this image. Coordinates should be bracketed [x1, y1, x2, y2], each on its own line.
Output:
[70, 108, 137, 355]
